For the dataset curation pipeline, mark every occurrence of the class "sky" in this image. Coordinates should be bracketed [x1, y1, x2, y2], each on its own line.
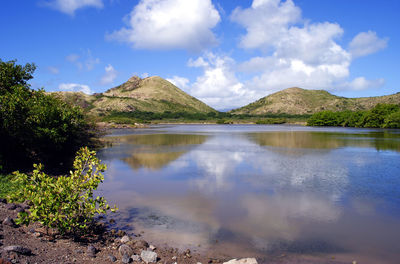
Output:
[1, 0, 399, 110]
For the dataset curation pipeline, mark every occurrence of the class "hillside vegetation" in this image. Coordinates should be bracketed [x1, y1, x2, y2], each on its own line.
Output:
[52, 76, 215, 116]
[231, 87, 400, 115]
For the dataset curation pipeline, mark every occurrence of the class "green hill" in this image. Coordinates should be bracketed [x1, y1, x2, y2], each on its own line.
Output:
[51, 76, 215, 115]
[231, 87, 400, 115]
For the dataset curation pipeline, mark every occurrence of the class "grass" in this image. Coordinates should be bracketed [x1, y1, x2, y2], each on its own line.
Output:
[0, 174, 19, 198]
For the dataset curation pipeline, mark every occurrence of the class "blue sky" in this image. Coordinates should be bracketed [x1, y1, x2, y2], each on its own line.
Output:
[1, 0, 399, 110]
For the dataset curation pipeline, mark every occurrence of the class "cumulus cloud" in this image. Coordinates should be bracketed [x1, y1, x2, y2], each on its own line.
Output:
[107, 0, 220, 52]
[349, 31, 388, 58]
[167, 76, 190, 90]
[44, 0, 103, 15]
[342, 77, 385, 91]
[231, 0, 301, 50]
[100, 64, 118, 85]
[58, 83, 93, 94]
[187, 52, 256, 110]
[229, 0, 385, 97]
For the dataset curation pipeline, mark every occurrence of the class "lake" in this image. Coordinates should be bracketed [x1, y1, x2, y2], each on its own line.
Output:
[97, 125, 400, 263]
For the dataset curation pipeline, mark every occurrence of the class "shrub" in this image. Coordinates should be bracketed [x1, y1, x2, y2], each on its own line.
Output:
[9, 147, 117, 235]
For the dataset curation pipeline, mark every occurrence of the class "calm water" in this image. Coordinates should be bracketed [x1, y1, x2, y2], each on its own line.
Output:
[97, 125, 400, 263]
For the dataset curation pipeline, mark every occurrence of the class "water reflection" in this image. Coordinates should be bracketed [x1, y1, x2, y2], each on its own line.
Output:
[250, 131, 400, 152]
[98, 126, 400, 263]
[102, 133, 207, 170]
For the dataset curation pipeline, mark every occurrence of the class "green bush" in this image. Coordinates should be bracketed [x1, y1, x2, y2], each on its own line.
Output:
[307, 104, 400, 128]
[0, 59, 93, 172]
[9, 147, 116, 235]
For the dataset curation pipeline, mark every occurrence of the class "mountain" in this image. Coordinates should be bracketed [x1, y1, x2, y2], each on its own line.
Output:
[231, 87, 400, 115]
[52, 76, 215, 115]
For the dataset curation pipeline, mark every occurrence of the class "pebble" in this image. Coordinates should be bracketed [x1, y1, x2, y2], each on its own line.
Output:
[140, 250, 157, 263]
[87, 245, 96, 258]
[171, 256, 177, 260]
[131, 255, 140, 262]
[122, 254, 131, 263]
[2, 217, 16, 227]
[119, 244, 134, 257]
[149, 245, 156, 251]
[0, 198, 7, 203]
[2, 245, 32, 255]
[223, 258, 258, 264]
[108, 254, 117, 262]
[121, 235, 130, 243]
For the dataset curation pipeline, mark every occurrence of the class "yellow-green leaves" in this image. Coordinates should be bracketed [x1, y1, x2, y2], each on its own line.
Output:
[9, 147, 117, 235]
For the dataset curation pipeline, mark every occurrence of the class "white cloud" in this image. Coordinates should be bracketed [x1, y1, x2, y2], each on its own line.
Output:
[65, 49, 100, 71]
[58, 83, 93, 94]
[229, 0, 385, 98]
[342, 77, 385, 91]
[44, 0, 103, 15]
[100, 64, 118, 85]
[167, 76, 190, 90]
[187, 52, 255, 110]
[66, 54, 79, 62]
[349, 31, 388, 58]
[107, 0, 220, 51]
[231, 0, 301, 50]
[47, 66, 60, 74]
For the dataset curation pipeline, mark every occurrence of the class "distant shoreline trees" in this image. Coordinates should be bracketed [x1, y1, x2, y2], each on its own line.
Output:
[307, 103, 400, 128]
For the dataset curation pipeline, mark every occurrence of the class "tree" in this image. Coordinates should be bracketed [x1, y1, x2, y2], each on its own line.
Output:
[0, 59, 93, 172]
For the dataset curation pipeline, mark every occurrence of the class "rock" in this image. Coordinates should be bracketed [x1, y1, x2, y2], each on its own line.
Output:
[149, 245, 156, 251]
[2, 245, 32, 255]
[119, 244, 134, 257]
[87, 245, 96, 258]
[5, 203, 16, 210]
[121, 235, 130, 243]
[131, 255, 140, 262]
[0, 198, 7, 203]
[140, 250, 157, 263]
[117, 230, 126, 237]
[2, 217, 16, 227]
[122, 254, 132, 263]
[127, 239, 148, 250]
[223, 258, 258, 264]
[108, 254, 117, 262]
[33, 232, 42, 238]
[171, 256, 177, 260]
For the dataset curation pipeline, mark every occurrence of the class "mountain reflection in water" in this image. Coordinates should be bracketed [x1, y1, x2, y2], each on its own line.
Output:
[97, 125, 400, 264]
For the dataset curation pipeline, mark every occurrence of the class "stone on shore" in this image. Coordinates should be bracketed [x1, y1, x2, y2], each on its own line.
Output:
[223, 258, 258, 264]
[119, 244, 134, 257]
[108, 254, 117, 262]
[2, 217, 16, 227]
[86, 245, 96, 258]
[2, 245, 32, 255]
[122, 253, 132, 263]
[121, 235, 130, 243]
[140, 250, 157, 263]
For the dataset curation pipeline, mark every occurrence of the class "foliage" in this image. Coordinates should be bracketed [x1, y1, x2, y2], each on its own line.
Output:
[307, 104, 400, 128]
[255, 118, 286, 124]
[9, 147, 116, 235]
[0, 59, 93, 172]
[0, 174, 19, 198]
[102, 110, 310, 124]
